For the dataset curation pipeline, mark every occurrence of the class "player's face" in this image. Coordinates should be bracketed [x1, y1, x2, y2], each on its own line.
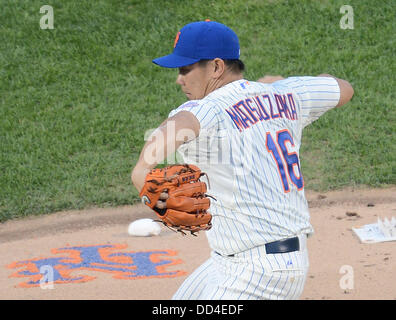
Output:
[176, 63, 211, 100]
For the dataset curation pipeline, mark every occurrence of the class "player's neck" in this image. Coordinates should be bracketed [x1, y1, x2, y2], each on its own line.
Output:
[205, 72, 243, 97]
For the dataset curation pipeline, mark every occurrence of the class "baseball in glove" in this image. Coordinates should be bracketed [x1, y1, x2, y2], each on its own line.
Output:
[139, 164, 212, 235]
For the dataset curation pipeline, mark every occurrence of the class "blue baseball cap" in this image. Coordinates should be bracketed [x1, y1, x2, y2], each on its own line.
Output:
[152, 20, 240, 68]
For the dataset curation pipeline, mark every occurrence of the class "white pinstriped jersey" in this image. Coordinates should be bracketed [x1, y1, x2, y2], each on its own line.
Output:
[169, 77, 340, 255]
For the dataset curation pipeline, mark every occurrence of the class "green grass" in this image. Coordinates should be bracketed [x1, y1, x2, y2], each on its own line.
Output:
[1, 0, 395, 222]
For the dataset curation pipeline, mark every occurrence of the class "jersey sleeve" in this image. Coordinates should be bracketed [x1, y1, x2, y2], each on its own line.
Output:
[282, 76, 341, 128]
[168, 100, 220, 131]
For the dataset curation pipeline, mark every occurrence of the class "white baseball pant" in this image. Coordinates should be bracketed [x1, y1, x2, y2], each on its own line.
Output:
[172, 235, 309, 300]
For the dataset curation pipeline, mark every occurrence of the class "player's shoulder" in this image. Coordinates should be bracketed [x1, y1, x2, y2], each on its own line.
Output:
[176, 100, 201, 111]
[273, 76, 339, 89]
[169, 98, 218, 119]
[169, 100, 199, 118]
[177, 98, 218, 111]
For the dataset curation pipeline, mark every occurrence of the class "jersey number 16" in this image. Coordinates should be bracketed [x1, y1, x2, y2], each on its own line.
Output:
[266, 129, 304, 193]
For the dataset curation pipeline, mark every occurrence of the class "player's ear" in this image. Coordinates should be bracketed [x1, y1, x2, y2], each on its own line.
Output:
[211, 58, 226, 78]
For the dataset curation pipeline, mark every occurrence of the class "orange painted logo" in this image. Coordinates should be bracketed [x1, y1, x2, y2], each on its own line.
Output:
[6, 244, 186, 288]
[174, 31, 181, 48]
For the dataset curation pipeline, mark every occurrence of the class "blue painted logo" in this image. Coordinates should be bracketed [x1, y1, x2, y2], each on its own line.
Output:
[7, 244, 186, 288]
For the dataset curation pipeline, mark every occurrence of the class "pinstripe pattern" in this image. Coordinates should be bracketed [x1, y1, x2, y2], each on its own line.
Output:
[173, 235, 309, 300]
[169, 76, 340, 299]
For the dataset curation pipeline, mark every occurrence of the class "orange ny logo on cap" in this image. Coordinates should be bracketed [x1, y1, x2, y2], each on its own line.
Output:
[173, 31, 181, 48]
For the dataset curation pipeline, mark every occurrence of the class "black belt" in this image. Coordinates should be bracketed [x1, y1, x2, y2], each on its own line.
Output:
[218, 236, 300, 257]
[265, 236, 300, 254]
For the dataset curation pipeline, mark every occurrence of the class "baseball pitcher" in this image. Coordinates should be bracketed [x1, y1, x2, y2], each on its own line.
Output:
[131, 21, 354, 299]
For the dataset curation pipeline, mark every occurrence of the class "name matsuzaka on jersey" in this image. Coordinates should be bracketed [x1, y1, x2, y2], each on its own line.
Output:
[225, 93, 298, 132]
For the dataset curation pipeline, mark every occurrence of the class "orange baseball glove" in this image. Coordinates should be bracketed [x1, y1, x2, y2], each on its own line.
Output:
[139, 164, 212, 235]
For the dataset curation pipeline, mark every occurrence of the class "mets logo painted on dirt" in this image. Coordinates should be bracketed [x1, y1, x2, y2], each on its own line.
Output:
[7, 244, 186, 288]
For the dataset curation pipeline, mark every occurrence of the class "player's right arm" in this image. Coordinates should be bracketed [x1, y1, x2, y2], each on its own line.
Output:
[258, 74, 354, 107]
[131, 111, 200, 192]
[317, 74, 354, 107]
